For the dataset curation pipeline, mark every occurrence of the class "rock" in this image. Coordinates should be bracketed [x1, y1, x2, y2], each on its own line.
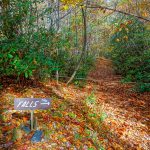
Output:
[31, 130, 42, 143]
[22, 126, 30, 134]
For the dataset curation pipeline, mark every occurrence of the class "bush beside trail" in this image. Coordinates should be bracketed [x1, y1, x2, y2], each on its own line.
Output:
[110, 16, 150, 92]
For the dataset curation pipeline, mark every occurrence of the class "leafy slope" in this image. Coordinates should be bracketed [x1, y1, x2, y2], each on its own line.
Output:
[0, 58, 149, 150]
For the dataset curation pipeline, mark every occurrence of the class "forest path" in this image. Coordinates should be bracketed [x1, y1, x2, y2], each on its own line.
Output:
[0, 58, 149, 150]
[87, 57, 150, 149]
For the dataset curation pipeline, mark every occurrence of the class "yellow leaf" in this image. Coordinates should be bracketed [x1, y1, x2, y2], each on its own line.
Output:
[142, 12, 148, 17]
[112, 142, 123, 150]
[63, 5, 69, 10]
[123, 35, 128, 41]
[116, 39, 120, 42]
[16, 121, 21, 126]
[62, 138, 67, 142]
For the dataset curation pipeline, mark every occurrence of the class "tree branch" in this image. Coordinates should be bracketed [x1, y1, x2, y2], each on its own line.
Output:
[87, 5, 150, 22]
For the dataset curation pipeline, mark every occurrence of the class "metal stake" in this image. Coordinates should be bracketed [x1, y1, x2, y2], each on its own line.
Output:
[31, 110, 34, 131]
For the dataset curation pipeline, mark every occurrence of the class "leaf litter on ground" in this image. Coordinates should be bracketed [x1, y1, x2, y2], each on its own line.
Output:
[0, 58, 149, 150]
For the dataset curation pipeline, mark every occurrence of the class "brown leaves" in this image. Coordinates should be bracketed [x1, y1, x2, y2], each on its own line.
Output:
[0, 60, 149, 149]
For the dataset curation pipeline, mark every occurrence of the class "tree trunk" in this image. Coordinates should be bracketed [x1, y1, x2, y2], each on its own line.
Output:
[56, 0, 60, 85]
[67, 6, 87, 85]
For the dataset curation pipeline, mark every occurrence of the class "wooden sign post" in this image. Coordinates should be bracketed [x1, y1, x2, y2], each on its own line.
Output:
[14, 98, 51, 130]
[31, 110, 34, 131]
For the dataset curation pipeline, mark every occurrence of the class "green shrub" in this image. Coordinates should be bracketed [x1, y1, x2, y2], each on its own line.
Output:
[110, 16, 150, 92]
[0, 29, 57, 79]
[0, 0, 96, 82]
[0, 0, 58, 79]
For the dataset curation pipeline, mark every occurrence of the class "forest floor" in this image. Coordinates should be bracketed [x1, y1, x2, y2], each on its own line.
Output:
[0, 58, 149, 150]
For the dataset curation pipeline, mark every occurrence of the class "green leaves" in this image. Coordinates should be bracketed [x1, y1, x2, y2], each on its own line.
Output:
[99, 112, 107, 122]
[68, 112, 76, 119]
[25, 72, 28, 78]
[86, 92, 96, 105]
[0, 0, 95, 82]
[7, 54, 13, 59]
[74, 133, 82, 140]
[110, 16, 150, 92]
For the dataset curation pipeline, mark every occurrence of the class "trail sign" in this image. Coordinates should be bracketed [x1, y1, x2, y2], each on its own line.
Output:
[14, 98, 51, 110]
[14, 98, 51, 131]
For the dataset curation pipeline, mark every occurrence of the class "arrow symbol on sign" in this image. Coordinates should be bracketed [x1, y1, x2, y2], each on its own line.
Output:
[41, 99, 50, 105]
[41, 102, 50, 105]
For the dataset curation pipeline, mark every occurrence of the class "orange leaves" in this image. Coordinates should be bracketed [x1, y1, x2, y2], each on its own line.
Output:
[62, 137, 67, 142]
[53, 116, 64, 122]
[120, 23, 126, 28]
[112, 142, 124, 150]
[0, 66, 149, 149]
[117, 127, 126, 137]
[2, 125, 14, 132]
[127, 20, 132, 25]
[115, 22, 130, 42]
[22, 117, 28, 123]
[115, 20, 132, 34]
[136, 100, 145, 107]
[142, 12, 148, 17]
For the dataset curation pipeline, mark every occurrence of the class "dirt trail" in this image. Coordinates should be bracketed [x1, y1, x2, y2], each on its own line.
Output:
[87, 57, 150, 150]
[88, 57, 115, 80]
